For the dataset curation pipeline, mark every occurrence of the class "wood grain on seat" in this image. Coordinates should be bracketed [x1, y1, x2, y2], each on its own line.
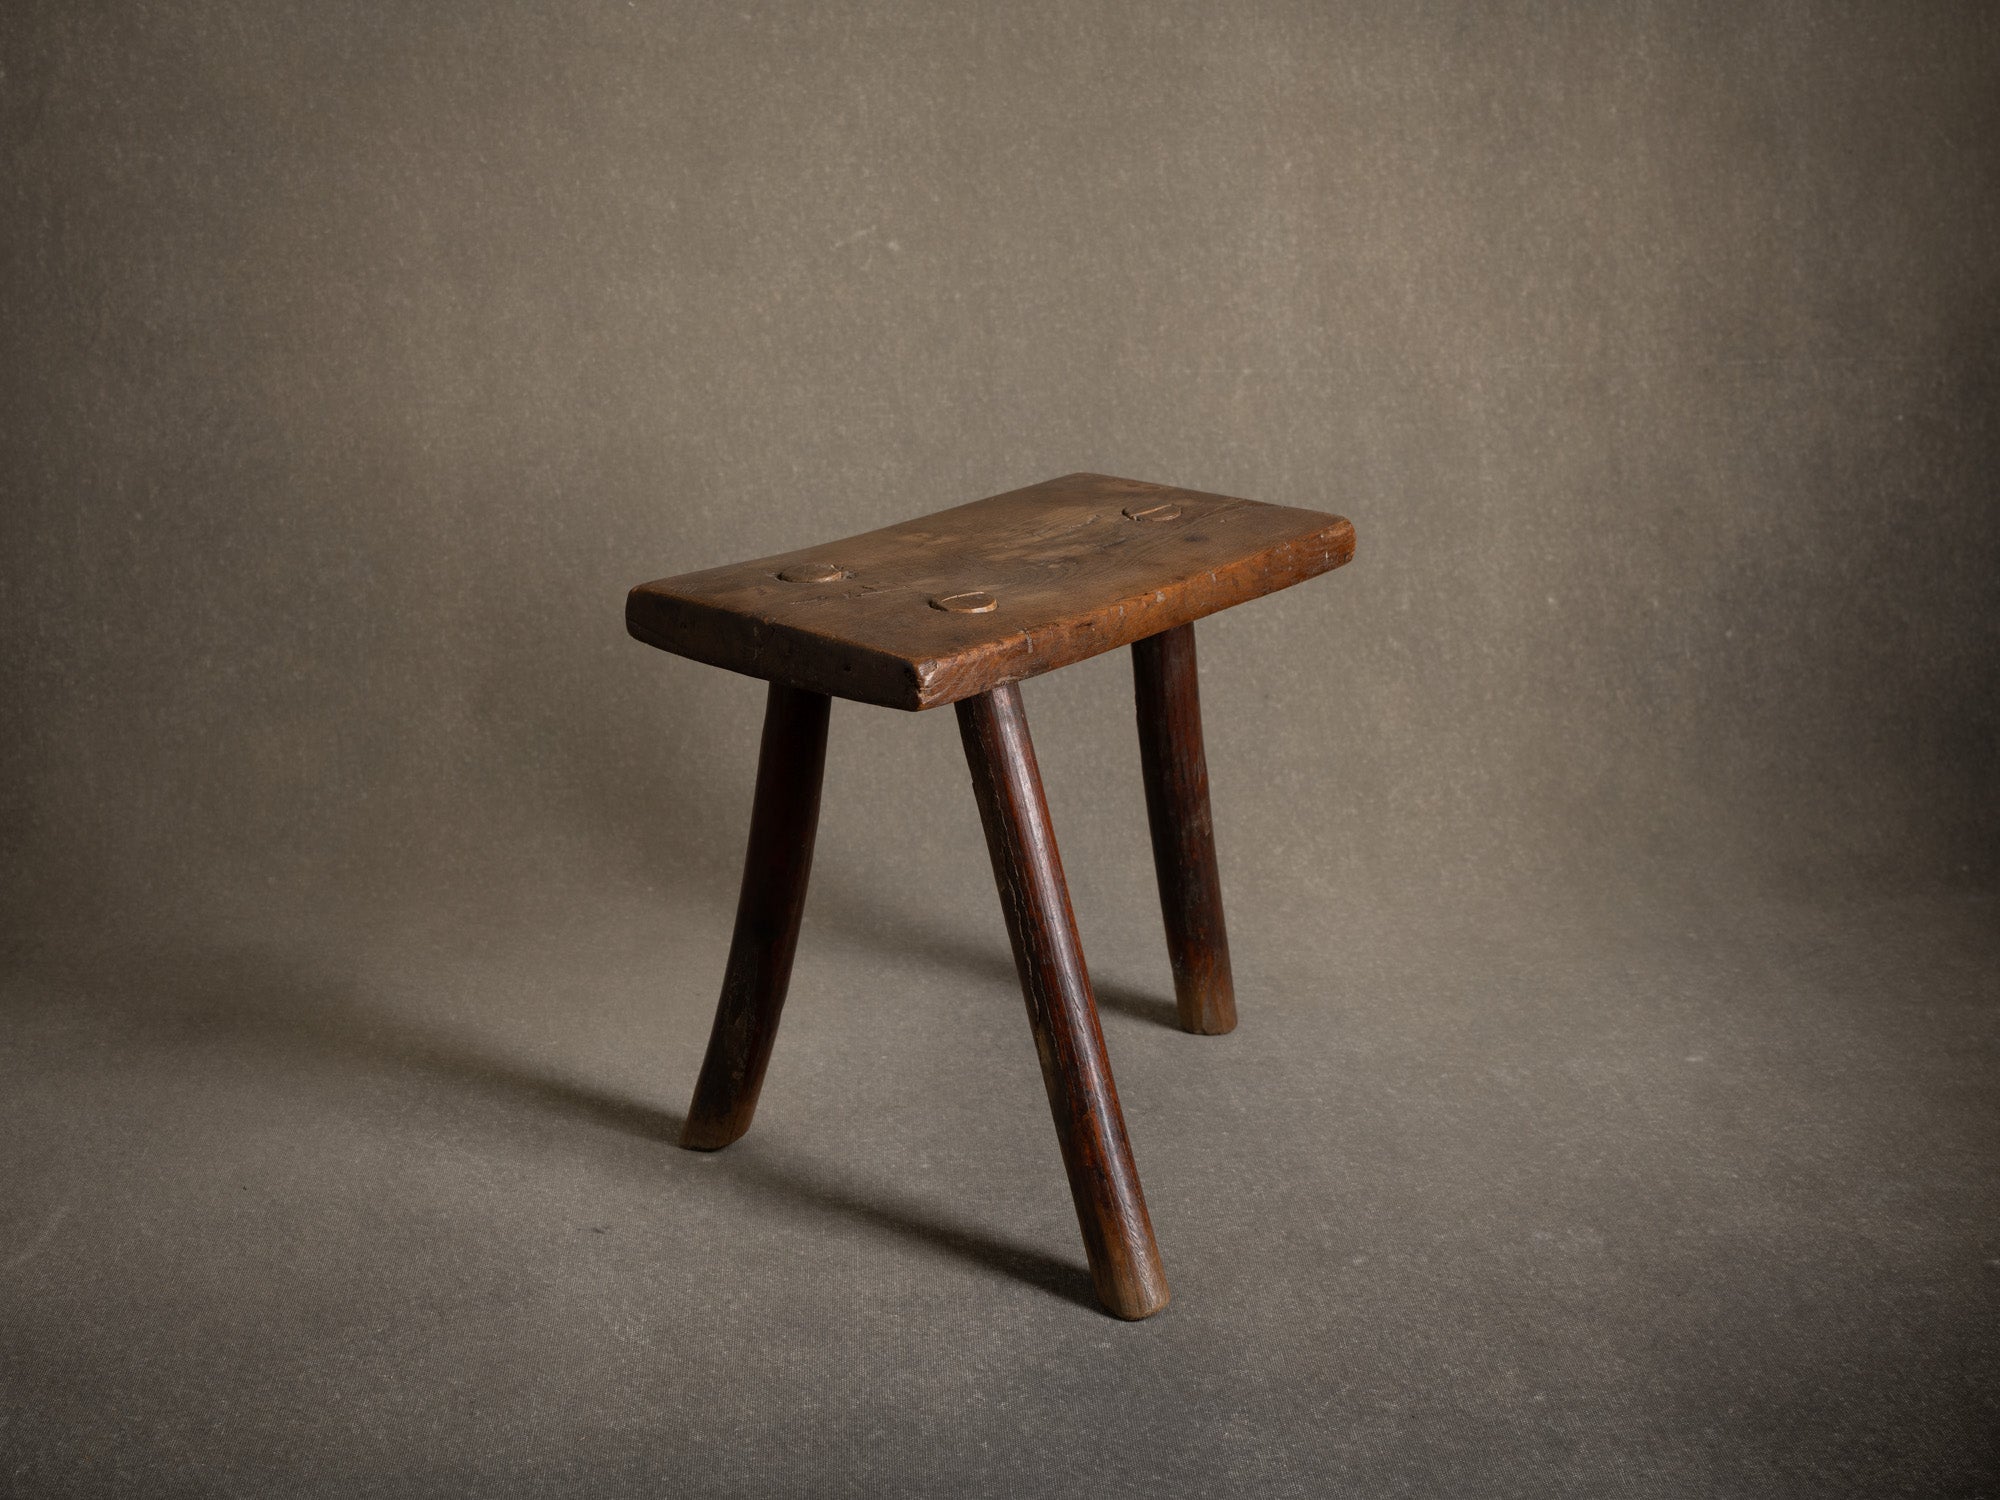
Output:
[626, 472, 1356, 710]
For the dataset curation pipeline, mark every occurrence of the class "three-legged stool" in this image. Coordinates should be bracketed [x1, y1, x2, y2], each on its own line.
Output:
[626, 472, 1356, 1318]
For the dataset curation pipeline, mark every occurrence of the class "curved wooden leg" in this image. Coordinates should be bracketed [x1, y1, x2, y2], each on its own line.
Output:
[1132, 623, 1237, 1036]
[679, 682, 831, 1151]
[957, 683, 1171, 1320]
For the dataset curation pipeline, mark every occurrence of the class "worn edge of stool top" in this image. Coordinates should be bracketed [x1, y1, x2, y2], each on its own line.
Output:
[626, 472, 1357, 711]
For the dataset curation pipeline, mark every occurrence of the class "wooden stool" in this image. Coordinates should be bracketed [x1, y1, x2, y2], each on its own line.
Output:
[627, 472, 1356, 1318]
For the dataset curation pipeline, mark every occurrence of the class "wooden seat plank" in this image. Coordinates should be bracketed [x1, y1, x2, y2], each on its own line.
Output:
[626, 472, 1355, 710]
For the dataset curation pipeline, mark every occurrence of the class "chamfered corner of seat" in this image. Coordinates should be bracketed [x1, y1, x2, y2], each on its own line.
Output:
[1324, 512, 1358, 564]
[625, 580, 672, 647]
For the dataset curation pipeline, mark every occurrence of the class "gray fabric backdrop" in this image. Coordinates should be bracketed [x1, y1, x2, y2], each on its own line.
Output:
[4, 3, 1995, 1495]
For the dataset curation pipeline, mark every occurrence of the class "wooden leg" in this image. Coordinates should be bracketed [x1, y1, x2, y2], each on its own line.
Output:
[1132, 623, 1238, 1036]
[957, 683, 1171, 1320]
[679, 682, 832, 1151]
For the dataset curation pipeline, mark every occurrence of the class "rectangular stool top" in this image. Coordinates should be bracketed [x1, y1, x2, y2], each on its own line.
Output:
[627, 472, 1355, 710]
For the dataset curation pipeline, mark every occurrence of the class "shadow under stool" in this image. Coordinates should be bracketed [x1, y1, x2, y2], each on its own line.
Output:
[626, 472, 1357, 1319]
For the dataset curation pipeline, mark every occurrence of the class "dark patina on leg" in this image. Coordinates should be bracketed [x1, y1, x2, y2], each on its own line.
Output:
[1133, 622, 1238, 1036]
[680, 681, 831, 1151]
[957, 682, 1171, 1320]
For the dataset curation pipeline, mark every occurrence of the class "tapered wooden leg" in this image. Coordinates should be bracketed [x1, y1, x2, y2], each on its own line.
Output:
[1132, 623, 1238, 1036]
[957, 683, 1170, 1320]
[679, 682, 832, 1151]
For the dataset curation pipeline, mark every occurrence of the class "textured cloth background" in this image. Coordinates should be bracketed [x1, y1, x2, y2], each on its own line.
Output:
[3, 3, 1995, 1495]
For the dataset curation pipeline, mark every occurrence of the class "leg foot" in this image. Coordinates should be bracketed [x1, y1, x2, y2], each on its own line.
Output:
[1132, 623, 1237, 1036]
[957, 683, 1171, 1320]
[680, 682, 831, 1151]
